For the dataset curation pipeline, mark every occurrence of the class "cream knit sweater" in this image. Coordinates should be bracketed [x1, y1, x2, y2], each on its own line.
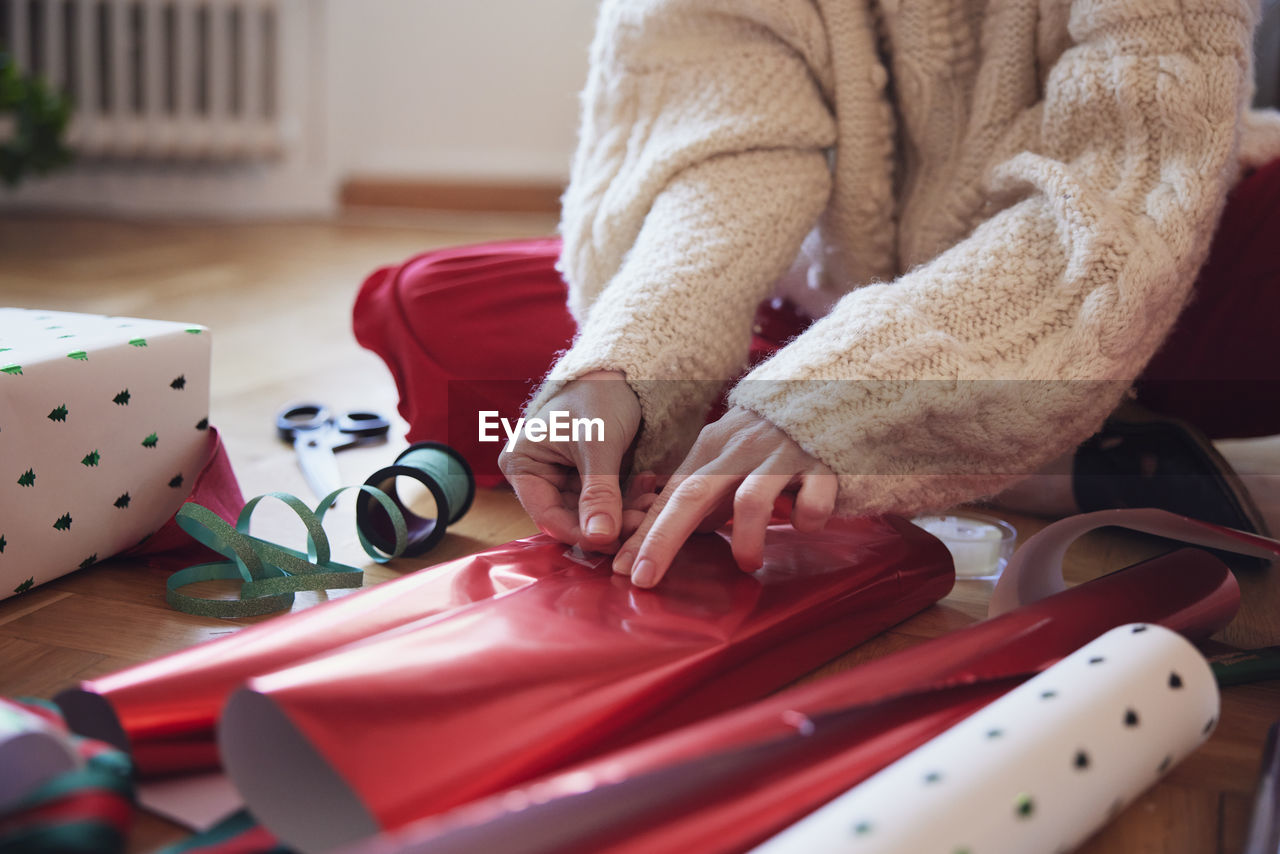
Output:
[533, 0, 1280, 517]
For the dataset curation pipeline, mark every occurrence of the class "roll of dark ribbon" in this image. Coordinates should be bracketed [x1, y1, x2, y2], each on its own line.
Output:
[355, 442, 476, 557]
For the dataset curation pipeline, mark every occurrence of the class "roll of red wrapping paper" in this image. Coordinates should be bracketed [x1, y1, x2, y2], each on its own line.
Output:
[54, 535, 593, 775]
[340, 546, 1240, 854]
[217, 516, 953, 853]
[56, 515, 949, 781]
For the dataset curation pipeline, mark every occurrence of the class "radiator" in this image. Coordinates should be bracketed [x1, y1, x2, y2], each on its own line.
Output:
[3, 0, 284, 159]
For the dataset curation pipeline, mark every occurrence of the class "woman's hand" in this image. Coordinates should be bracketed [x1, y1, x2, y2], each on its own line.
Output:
[498, 370, 643, 551]
[613, 406, 837, 587]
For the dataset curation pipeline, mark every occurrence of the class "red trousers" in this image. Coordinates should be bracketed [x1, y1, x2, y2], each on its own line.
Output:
[353, 160, 1280, 482]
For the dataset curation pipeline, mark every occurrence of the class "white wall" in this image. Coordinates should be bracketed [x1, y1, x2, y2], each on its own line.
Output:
[327, 1, 597, 182]
[0, 0, 598, 217]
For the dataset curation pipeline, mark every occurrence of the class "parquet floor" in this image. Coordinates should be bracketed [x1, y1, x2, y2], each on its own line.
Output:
[0, 213, 1275, 853]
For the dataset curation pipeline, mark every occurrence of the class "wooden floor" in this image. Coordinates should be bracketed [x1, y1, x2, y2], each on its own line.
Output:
[0, 214, 1276, 854]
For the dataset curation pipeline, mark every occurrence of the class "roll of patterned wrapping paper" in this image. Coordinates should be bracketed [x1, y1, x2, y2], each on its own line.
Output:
[339, 512, 1256, 854]
[0, 697, 82, 812]
[748, 623, 1218, 854]
[56, 515, 951, 787]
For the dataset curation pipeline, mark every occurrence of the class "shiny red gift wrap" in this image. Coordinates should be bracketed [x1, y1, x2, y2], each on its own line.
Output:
[214, 516, 953, 851]
[343, 546, 1240, 854]
[57, 515, 948, 778]
[56, 536, 578, 774]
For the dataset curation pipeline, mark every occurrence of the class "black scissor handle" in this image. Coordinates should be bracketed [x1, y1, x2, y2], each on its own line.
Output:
[337, 410, 391, 439]
[276, 403, 333, 441]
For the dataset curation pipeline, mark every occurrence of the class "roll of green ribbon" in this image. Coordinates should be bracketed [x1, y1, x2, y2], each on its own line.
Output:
[354, 441, 476, 558]
[165, 442, 473, 619]
[166, 485, 408, 619]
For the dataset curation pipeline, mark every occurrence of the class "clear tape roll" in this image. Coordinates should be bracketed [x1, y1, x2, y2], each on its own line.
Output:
[912, 512, 1016, 579]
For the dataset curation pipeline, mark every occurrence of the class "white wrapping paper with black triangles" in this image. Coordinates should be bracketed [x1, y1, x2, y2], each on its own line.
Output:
[0, 308, 212, 601]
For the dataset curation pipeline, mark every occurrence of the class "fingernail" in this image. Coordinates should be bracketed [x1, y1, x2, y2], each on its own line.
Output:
[632, 558, 656, 587]
[613, 551, 636, 576]
[585, 514, 613, 538]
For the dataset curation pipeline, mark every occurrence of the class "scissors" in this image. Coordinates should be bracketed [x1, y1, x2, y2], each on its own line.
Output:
[276, 402, 391, 499]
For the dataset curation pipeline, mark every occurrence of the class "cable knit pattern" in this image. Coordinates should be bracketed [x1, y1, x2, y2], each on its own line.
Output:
[536, 0, 1280, 516]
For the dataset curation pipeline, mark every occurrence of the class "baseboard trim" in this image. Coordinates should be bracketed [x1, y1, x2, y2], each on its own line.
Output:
[340, 177, 564, 214]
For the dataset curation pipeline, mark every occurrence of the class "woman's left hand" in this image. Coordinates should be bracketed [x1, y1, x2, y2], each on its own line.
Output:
[612, 407, 838, 587]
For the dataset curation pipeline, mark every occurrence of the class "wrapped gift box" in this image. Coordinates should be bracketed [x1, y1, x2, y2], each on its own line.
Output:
[0, 308, 213, 600]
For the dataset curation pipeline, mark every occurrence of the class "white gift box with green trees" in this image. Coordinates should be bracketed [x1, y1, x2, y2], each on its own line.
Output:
[0, 309, 212, 600]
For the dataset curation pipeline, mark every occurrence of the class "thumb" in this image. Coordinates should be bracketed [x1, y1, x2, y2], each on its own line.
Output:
[576, 442, 626, 545]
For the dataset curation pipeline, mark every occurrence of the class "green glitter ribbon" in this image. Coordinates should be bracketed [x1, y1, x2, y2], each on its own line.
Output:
[355, 441, 476, 558]
[166, 486, 408, 618]
[1210, 644, 1280, 686]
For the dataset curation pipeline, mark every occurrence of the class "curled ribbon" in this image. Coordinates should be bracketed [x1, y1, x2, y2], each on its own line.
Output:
[166, 486, 409, 618]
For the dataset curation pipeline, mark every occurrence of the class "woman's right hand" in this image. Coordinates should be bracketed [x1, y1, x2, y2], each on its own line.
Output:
[498, 370, 645, 552]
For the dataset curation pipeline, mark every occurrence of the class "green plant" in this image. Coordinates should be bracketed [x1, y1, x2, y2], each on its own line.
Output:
[0, 51, 73, 188]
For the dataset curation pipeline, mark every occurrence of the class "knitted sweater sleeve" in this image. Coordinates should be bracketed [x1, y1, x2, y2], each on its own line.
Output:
[730, 0, 1258, 516]
[529, 0, 837, 472]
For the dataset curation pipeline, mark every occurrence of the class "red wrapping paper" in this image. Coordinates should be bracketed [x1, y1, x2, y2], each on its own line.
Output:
[118, 427, 247, 570]
[214, 516, 952, 851]
[343, 546, 1240, 854]
[56, 537, 578, 775]
[57, 516, 948, 784]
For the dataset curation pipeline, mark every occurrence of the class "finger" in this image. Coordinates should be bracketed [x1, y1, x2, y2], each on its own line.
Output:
[574, 444, 626, 546]
[615, 487, 678, 577]
[508, 472, 579, 543]
[625, 471, 659, 502]
[620, 508, 650, 539]
[792, 469, 838, 532]
[625, 491, 658, 513]
[612, 441, 717, 578]
[630, 471, 739, 588]
[695, 493, 734, 534]
[730, 470, 793, 571]
[579, 535, 622, 556]
[617, 494, 657, 542]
